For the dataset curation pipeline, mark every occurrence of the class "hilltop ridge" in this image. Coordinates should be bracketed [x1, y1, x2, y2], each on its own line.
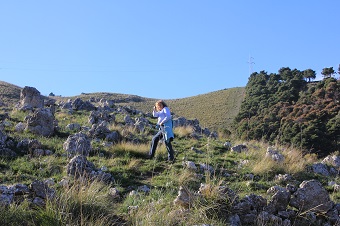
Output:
[0, 80, 245, 130]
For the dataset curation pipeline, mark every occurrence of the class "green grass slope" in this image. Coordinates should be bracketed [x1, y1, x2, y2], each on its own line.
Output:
[169, 87, 245, 130]
[128, 87, 245, 130]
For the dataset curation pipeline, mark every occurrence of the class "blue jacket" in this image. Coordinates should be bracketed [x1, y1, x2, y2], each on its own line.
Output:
[162, 120, 174, 143]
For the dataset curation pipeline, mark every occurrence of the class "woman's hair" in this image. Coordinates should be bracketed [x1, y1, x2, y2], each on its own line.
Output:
[156, 100, 168, 107]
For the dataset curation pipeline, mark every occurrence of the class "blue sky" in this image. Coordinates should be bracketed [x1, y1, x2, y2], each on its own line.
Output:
[0, 1, 339, 99]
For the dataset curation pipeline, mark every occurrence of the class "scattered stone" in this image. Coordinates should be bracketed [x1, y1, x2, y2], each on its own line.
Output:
[289, 180, 334, 213]
[63, 132, 92, 157]
[231, 144, 247, 153]
[18, 86, 44, 110]
[174, 186, 193, 209]
[26, 108, 55, 136]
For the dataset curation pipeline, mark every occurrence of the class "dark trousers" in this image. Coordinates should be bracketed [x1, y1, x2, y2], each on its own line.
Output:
[149, 130, 174, 161]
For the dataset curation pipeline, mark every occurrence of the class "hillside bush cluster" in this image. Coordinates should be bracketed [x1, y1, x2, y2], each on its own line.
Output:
[233, 67, 339, 156]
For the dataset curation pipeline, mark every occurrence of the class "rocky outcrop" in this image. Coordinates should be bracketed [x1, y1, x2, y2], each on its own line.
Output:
[66, 155, 114, 183]
[173, 186, 194, 208]
[88, 122, 121, 143]
[0, 180, 55, 208]
[72, 98, 96, 111]
[88, 110, 115, 125]
[17, 86, 44, 111]
[63, 132, 92, 157]
[266, 147, 285, 162]
[289, 180, 334, 213]
[173, 179, 339, 225]
[0, 129, 16, 158]
[231, 144, 248, 153]
[25, 108, 55, 136]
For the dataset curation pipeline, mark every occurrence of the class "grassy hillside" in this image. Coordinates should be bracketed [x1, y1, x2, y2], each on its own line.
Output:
[0, 80, 245, 130]
[0, 81, 22, 106]
[128, 87, 245, 131]
[54, 88, 246, 130]
[0, 80, 339, 225]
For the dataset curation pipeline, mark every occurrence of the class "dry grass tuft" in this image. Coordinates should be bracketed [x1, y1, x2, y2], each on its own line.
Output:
[128, 159, 143, 170]
[109, 141, 149, 157]
[173, 125, 194, 138]
[244, 141, 317, 176]
[284, 149, 318, 174]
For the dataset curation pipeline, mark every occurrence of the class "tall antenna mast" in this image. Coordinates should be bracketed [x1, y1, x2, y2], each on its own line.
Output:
[248, 54, 255, 75]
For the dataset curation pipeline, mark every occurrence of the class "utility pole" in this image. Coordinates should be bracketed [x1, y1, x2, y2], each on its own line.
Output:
[246, 55, 255, 141]
[248, 55, 255, 75]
